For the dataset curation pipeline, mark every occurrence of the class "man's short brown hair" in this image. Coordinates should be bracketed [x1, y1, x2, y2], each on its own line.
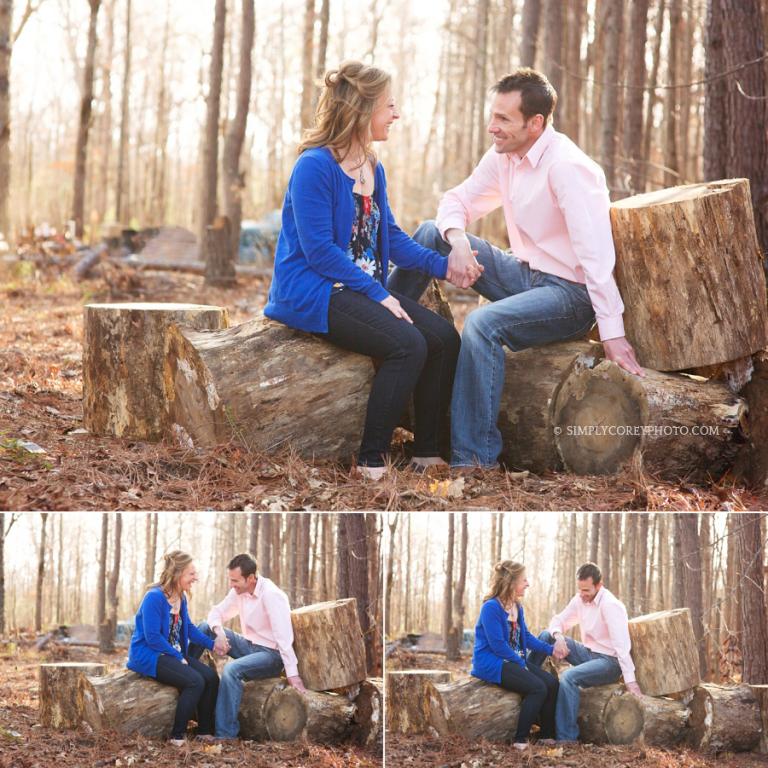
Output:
[491, 68, 557, 123]
[227, 553, 258, 578]
[576, 562, 603, 585]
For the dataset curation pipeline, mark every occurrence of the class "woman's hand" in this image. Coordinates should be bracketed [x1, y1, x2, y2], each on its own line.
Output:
[181, 658, 188, 665]
[380, 295, 413, 323]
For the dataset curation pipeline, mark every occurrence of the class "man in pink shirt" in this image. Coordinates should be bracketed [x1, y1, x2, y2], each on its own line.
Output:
[527, 562, 642, 742]
[388, 68, 644, 468]
[189, 553, 306, 739]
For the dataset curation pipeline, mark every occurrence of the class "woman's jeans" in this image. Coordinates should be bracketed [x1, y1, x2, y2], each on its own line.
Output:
[528, 631, 622, 741]
[500, 660, 559, 741]
[189, 622, 284, 739]
[319, 288, 460, 466]
[388, 220, 596, 467]
[154, 654, 219, 738]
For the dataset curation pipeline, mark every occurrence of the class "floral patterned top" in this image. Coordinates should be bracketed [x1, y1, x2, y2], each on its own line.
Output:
[335, 193, 382, 289]
[168, 611, 182, 653]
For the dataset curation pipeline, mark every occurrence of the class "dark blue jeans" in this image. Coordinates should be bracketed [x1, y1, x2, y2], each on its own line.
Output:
[319, 288, 460, 466]
[154, 654, 219, 738]
[500, 660, 558, 741]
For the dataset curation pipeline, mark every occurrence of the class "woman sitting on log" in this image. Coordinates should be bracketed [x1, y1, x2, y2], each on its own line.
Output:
[127, 551, 220, 746]
[471, 560, 559, 751]
[264, 60, 463, 480]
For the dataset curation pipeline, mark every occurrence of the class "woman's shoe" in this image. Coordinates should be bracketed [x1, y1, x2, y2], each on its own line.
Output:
[512, 742, 529, 751]
[357, 465, 388, 481]
[168, 738, 186, 747]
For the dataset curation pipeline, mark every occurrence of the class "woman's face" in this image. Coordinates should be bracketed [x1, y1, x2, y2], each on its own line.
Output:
[514, 572, 530, 599]
[177, 562, 198, 593]
[369, 88, 400, 142]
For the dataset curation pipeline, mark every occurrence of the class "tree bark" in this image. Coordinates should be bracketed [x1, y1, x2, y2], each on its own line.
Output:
[622, 0, 650, 194]
[519, 0, 541, 67]
[204, 216, 237, 287]
[39, 663, 106, 728]
[114, 0, 131, 224]
[35, 513, 47, 633]
[444, 515, 457, 660]
[96, 513, 108, 637]
[386, 671, 450, 737]
[452, 513, 467, 651]
[352, 677, 382, 748]
[688, 683, 762, 752]
[338, 515, 372, 673]
[71, 0, 102, 238]
[733, 350, 768, 487]
[101, 512, 122, 653]
[677, 513, 706, 677]
[299, 0, 316, 131]
[542, 0, 563, 129]
[599, 0, 623, 192]
[663, 0, 682, 186]
[0, 0, 12, 240]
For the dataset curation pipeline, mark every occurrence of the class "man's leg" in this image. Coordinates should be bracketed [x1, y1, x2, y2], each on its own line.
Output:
[215, 646, 284, 738]
[187, 621, 215, 659]
[451, 283, 594, 467]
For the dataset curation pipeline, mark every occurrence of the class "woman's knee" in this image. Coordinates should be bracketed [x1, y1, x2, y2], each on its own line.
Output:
[392, 326, 428, 367]
[183, 668, 206, 695]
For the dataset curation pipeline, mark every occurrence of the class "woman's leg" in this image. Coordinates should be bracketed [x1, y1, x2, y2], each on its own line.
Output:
[186, 656, 219, 736]
[390, 291, 461, 459]
[155, 655, 206, 739]
[499, 661, 548, 742]
[524, 663, 559, 739]
[321, 289, 429, 467]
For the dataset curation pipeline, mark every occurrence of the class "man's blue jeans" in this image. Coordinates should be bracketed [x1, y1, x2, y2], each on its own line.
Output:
[528, 630, 622, 741]
[388, 220, 596, 467]
[190, 622, 284, 739]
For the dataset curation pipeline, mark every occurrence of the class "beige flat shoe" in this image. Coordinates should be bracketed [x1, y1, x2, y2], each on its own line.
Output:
[357, 465, 388, 481]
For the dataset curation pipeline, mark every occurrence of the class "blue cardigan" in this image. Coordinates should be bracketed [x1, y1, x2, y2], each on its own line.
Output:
[471, 598, 554, 684]
[264, 147, 449, 333]
[126, 587, 214, 677]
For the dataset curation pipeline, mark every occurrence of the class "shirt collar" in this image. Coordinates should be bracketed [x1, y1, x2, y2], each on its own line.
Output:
[592, 586, 605, 606]
[513, 124, 555, 168]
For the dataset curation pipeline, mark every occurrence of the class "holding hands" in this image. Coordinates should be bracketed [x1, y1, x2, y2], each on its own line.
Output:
[213, 628, 230, 656]
[551, 633, 569, 661]
[446, 233, 484, 289]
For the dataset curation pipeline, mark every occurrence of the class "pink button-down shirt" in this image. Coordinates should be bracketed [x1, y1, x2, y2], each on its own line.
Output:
[547, 586, 636, 683]
[436, 125, 625, 340]
[207, 577, 299, 677]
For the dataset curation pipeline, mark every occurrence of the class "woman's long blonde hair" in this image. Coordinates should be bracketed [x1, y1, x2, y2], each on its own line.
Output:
[151, 550, 193, 599]
[298, 60, 391, 164]
[483, 560, 526, 606]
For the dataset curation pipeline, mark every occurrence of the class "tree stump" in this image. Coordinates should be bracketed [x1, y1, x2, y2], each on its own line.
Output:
[551, 355, 746, 479]
[262, 684, 356, 743]
[435, 677, 521, 741]
[688, 684, 762, 752]
[39, 662, 106, 729]
[79, 669, 179, 739]
[290, 599, 367, 691]
[576, 683, 622, 744]
[352, 677, 383, 748]
[498, 340, 597, 471]
[610, 178, 768, 370]
[387, 670, 450, 737]
[733, 350, 768, 488]
[603, 692, 689, 746]
[627, 609, 701, 696]
[746, 684, 768, 754]
[238, 677, 281, 741]
[204, 216, 237, 287]
[83, 302, 228, 440]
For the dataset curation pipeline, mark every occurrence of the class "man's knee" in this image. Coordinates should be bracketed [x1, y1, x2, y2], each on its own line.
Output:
[538, 630, 555, 644]
[413, 219, 441, 249]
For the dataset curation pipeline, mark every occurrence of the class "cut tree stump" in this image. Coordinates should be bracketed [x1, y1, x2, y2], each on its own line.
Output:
[79, 669, 179, 739]
[628, 609, 701, 696]
[263, 685, 355, 743]
[747, 684, 768, 754]
[83, 302, 229, 440]
[688, 684, 762, 752]
[387, 670, 450, 737]
[603, 692, 689, 746]
[39, 662, 106, 729]
[551, 354, 745, 479]
[352, 677, 383, 748]
[290, 598, 367, 691]
[610, 178, 768, 371]
[238, 678, 280, 741]
[435, 677, 520, 741]
[577, 683, 622, 744]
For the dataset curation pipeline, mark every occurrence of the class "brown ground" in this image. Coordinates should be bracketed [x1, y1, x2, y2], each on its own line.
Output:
[2, 260, 766, 512]
[0, 645, 379, 768]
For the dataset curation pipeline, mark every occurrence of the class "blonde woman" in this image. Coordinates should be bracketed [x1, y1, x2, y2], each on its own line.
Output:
[471, 561, 559, 750]
[264, 60, 463, 480]
[126, 551, 219, 746]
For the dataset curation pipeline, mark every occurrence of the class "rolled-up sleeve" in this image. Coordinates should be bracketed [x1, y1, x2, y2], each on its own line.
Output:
[549, 161, 625, 341]
[263, 590, 300, 678]
[436, 148, 503, 238]
[603, 600, 636, 684]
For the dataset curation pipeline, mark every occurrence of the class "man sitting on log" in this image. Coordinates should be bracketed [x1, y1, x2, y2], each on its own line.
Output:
[188, 553, 306, 740]
[388, 67, 644, 469]
[527, 562, 642, 743]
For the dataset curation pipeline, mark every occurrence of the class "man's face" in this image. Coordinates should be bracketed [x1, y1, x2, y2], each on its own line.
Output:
[487, 90, 543, 157]
[228, 567, 256, 595]
[577, 577, 601, 603]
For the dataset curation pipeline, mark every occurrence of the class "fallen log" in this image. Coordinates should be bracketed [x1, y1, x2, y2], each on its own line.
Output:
[72, 244, 108, 281]
[746, 684, 768, 754]
[83, 302, 229, 440]
[551, 354, 746, 479]
[387, 670, 450, 737]
[576, 683, 622, 744]
[352, 677, 383, 748]
[39, 662, 106, 729]
[603, 692, 689, 746]
[628, 609, 701, 696]
[290, 598, 367, 691]
[688, 683, 762, 752]
[610, 178, 768, 371]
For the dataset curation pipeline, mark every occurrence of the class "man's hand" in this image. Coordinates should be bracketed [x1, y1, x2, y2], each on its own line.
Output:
[602, 336, 645, 377]
[445, 230, 484, 289]
[287, 675, 307, 694]
[213, 627, 230, 656]
[625, 681, 643, 697]
[552, 634, 569, 660]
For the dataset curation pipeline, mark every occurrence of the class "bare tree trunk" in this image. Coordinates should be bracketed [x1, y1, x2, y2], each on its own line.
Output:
[590, 513, 600, 563]
[386, 514, 398, 637]
[298, 514, 311, 606]
[0, 0, 13, 240]
[622, 0, 650, 194]
[367, 513, 382, 676]
[259, 513, 272, 579]
[472, 0, 490, 163]
[55, 515, 63, 624]
[114, 0, 131, 223]
[736, 514, 768, 683]
[452, 514, 468, 649]
[598, 514, 610, 576]
[249, 513, 259, 556]
[0, 515, 5, 635]
[519, 0, 541, 67]
[444, 515, 457, 660]
[495, 513, 503, 563]
[101, 513, 122, 653]
[700, 512, 714, 679]
[72, 0, 102, 238]
[222, 0, 254, 259]
[542, 0, 563, 128]
[314, 0, 329, 87]
[199, 0, 226, 248]
[636, 513, 649, 614]
[299, 0, 316, 131]
[725, 513, 742, 639]
[97, 514, 108, 631]
[663, 0, 682, 186]
[35, 513, 48, 632]
[626, 514, 637, 615]
[641, 0, 666, 191]
[677, 514, 706, 677]
[404, 514, 411, 632]
[600, 0, 623, 192]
